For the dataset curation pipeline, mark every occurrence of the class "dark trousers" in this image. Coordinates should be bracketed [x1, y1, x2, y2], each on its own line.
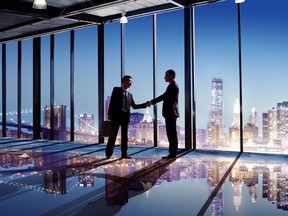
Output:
[106, 112, 129, 157]
[165, 117, 178, 155]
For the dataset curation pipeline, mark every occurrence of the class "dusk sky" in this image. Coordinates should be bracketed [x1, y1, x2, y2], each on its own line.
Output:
[1, 0, 288, 132]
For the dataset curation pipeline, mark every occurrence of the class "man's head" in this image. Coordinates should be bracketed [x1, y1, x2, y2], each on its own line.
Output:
[164, 69, 176, 83]
[122, 75, 133, 89]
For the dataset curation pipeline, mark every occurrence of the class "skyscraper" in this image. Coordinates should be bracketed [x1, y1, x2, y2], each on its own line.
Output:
[230, 99, 240, 146]
[277, 101, 288, 144]
[268, 108, 277, 142]
[249, 107, 257, 127]
[262, 113, 269, 142]
[43, 105, 66, 131]
[232, 98, 240, 127]
[208, 78, 225, 146]
[243, 107, 258, 142]
[78, 113, 94, 134]
[209, 78, 223, 126]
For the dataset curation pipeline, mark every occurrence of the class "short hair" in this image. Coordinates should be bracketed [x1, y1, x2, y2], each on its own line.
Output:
[166, 69, 176, 79]
[122, 75, 132, 83]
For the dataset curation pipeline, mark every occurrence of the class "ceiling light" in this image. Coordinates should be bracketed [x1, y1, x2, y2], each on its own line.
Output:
[33, 0, 47, 10]
[235, 0, 245, 3]
[120, 12, 128, 24]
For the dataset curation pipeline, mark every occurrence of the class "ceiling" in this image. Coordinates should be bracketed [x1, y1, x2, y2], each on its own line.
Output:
[0, 0, 221, 44]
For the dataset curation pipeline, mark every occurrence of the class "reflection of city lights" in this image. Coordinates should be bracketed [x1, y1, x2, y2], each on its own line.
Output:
[19, 153, 30, 158]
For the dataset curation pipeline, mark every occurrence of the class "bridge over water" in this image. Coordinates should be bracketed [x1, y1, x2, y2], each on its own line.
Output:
[0, 121, 97, 141]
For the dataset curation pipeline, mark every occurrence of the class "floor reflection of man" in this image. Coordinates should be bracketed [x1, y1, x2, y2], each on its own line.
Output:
[75, 158, 176, 215]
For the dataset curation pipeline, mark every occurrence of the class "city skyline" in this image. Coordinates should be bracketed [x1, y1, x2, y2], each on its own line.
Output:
[2, 80, 288, 154]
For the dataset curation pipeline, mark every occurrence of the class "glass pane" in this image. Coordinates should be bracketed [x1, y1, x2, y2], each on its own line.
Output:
[54, 32, 70, 141]
[21, 39, 33, 138]
[242, 0, 288, 154]
[41, 35, 51, 139]
[6, 42, 17, 137]
[157, 10, 185, 149]
[126, 16, 154, 146]
[196, 1, 239, 151]
[74, 26, 98, 142]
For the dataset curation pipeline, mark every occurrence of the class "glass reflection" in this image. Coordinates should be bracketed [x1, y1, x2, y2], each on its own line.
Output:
[0, 147, 288, 215]
[229, 155, 288, 213]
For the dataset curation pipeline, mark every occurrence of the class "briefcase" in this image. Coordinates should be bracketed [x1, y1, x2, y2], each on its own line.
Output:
[100, 121, 113, 137]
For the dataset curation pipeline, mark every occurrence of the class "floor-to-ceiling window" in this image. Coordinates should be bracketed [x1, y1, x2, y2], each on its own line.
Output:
[195, 1, 239, 151]
[6, 42, 17, 138]
[21, 39, 33, 138]
[125, 16, 154, 146]
[2, 0, 288, 156]
[74, 26, 98, 143]
[41, 35, 51, 139]
[242, 0, 288, 154]
[157, 10, 185, 149]
[104, 22, 121, 98]
[54, 32, 70, 141]
[104, 22, 121, 143]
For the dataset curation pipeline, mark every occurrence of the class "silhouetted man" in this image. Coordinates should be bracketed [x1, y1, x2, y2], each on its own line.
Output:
[147, 69, 179, 158]
[106, 75, 147, 159]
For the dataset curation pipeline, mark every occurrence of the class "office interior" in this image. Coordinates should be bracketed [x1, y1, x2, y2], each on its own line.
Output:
[0, 0, 288, 215]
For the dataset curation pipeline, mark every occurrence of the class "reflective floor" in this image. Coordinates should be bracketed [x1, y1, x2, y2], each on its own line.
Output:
[0, 138, 288, 216]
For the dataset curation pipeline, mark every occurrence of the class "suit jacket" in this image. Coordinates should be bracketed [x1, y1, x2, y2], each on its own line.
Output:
[150, 80, 179, 118]
[108, 87, 146, 122]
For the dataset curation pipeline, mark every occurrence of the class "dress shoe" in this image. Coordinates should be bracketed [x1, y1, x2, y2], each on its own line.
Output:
[121, 155, 132, 159]
[162, 154, 176, 159]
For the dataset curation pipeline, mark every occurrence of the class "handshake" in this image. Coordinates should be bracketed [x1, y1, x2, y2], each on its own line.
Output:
[145, 101, 151, 107]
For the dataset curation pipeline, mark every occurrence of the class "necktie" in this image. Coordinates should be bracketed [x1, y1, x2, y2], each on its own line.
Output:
[124, 91, 129, 111]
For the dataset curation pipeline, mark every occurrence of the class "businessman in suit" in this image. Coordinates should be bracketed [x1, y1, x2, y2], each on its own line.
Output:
[147, 69, 179, 158]
[106, 75, 147, 159]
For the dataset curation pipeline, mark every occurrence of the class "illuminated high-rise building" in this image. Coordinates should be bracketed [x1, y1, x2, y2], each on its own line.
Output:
[249, 107, 257, 126]
[244, 107, 258, 141]
[276, 101, 288, 144]
[243, 123, 258, 142]
[209, 78, 223, 126]
[232, 99, 240, 127]
[78, 113, 94, 134]
[197, 128, 206, 146]
[208, 78, 225, 146]
[262, 107, 278, 143]
[262, 113, 269, 142]
[229, 99, 241, 147]
[43, 105, 66, 131]
[207, 121, 219, 146]
[268, 108, 277, 142]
